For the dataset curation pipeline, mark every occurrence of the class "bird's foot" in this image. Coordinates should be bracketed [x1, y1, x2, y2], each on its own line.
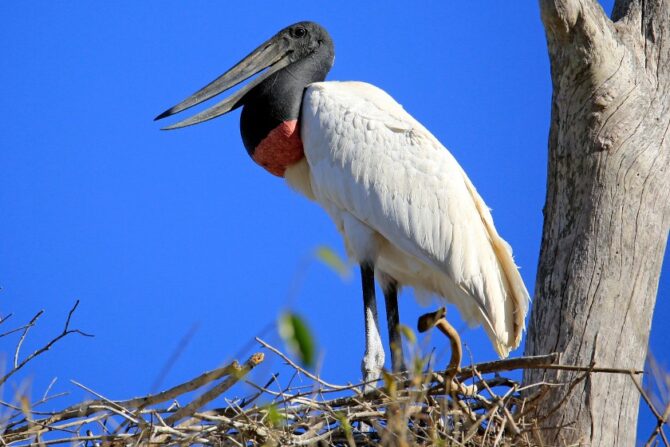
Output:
[361, 351, 384, 393]
[362, 375, 379, 393]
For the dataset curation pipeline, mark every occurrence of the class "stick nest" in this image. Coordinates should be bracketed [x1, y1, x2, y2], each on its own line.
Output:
[1, 303, 660, 446]
[1, 346, 617, 447]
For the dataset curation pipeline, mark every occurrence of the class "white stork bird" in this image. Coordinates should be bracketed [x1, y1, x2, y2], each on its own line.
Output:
[156, 21, 530, 385]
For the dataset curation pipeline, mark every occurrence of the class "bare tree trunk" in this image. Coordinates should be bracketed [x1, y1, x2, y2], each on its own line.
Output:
[524, 0, 670, 445]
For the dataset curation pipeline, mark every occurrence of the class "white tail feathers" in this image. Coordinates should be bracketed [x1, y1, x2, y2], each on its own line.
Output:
[463, 175, 531, 358]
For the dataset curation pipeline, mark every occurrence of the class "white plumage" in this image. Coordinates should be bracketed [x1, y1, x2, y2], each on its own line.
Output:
[286, 81, 530, 357]
[156, 21, 531, 366]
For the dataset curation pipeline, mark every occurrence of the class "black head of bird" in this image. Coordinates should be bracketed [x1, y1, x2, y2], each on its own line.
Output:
[156, 22, 334, 173]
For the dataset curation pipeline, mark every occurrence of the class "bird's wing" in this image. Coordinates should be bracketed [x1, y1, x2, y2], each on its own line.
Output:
[301, 81, 530, 356]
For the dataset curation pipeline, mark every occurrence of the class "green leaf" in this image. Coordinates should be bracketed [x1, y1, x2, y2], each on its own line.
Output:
[278, 312, 316, 368]
[314, 246, 351, 280]
[266, 404, 283, 427]
[335, 411, 352, 436]
[398, 323, 416, 345]
[412, 355, 427, 376]
[382, 370, 398, 397]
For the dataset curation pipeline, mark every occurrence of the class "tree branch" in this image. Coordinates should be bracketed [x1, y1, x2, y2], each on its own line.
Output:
[164, 352, 264, 425]
[539, 0, 634, 120]
[0, 301, 92, 388]
[613, 0, 670, 79]
[539, 0, 616, 46]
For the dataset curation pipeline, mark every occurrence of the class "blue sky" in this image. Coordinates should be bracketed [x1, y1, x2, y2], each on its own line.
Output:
[1, 1, 667, 440]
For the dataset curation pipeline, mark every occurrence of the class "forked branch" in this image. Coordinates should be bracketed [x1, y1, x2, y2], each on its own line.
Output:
[0, 301, 92, 388]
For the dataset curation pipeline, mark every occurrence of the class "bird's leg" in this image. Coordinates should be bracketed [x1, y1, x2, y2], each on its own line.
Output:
[382, 278, 405, 373]
[360, 263, 384, 393]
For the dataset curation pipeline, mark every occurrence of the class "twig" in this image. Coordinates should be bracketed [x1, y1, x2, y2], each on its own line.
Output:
[40, 377, 59, 403]
[0, 313, 12, 326]
[1, 302, 92, 388]
[536, 369, 592, 425]
[13, 310, 44, 369]
[457, 354, 558, 379]
[165, 352, 264, 424]
[455, 354, 643, 380]
[240, 373, 280, 408]
[123, 359, 244, 410]
[256, 337, 351, 390]
[70, 380, 138, 424]
[151, 323, 199, 393]
[630, 372, 670, 447]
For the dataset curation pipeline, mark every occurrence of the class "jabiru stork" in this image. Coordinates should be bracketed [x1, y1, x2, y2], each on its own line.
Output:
[155, 21, 530, 387]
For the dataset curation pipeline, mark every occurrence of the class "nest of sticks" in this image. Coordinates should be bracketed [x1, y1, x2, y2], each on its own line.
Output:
[1, 303, 659, 446]
[1, 349, 562, 446]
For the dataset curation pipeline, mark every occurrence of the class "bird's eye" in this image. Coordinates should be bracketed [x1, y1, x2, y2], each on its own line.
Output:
[293, 27, 307, 38]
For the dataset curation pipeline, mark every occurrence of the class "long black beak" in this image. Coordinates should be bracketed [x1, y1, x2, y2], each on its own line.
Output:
[155, 35, 291, 130]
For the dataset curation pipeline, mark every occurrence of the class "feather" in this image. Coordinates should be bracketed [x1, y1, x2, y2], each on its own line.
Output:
[285, 81, 530, 357]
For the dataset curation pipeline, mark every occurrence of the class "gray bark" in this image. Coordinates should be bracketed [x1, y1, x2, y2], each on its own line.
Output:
[523, 0, 670, 445]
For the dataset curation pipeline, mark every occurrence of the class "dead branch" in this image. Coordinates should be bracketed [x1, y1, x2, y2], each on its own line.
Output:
[0, 301, 92, 388]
